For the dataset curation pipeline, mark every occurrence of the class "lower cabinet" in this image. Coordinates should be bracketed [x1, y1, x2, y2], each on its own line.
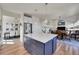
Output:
[44, 40, 53, 55]
[24, 37, 57, 55]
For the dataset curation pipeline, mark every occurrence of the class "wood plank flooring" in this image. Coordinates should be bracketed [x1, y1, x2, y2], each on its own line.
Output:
[54, 40, 79, 55]
[0, 39, 79, 55]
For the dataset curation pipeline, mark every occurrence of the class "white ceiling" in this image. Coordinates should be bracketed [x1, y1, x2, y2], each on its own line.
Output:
[0, 3, 79, 20]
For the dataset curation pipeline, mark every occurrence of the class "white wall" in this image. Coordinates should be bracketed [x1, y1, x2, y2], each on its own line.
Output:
[23, 16, 58, 34]
[23, 15, 58, 35]
[3, 9, 20, 18]
[23, 16, 42, 33]
[32, 16, 42, 33]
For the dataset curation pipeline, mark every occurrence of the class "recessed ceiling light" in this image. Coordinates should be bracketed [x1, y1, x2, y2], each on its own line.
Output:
[34, 9, 38, 11]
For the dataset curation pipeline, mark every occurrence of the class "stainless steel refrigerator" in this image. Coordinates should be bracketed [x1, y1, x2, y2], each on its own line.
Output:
[24, 23, 32, 34]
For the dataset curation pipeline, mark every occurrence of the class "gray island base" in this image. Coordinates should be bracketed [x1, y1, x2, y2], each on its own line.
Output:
[24, 33, 57, 55]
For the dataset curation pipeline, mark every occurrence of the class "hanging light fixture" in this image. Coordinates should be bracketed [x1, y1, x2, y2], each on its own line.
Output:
[44, 3, 49, 25]
[44, 19, 48, 24]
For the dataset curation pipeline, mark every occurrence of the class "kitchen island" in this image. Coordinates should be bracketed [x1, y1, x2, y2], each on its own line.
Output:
[24, 33, 57, 55]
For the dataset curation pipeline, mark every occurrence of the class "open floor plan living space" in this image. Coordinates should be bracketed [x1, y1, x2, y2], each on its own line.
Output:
[0, 3, 79, 55]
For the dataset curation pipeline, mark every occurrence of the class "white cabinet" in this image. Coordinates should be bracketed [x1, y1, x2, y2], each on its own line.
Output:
[2, 15, 20, 39]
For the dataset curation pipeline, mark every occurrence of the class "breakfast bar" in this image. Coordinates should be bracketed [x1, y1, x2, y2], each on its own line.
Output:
[24, 33, 57, 55]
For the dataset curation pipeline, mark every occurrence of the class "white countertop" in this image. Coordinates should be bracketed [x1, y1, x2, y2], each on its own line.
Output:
[25, 33, 57, 43]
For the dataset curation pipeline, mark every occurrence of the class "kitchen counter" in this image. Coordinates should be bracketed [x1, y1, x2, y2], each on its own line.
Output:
[24, 33, 57, 43]
[24, 33, 57, 55]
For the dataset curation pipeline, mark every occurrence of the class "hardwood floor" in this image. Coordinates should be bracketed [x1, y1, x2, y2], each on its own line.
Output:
[0, 39, 79, 55]
[54, 40, 79, 55]
[0, 39, 30, 55]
